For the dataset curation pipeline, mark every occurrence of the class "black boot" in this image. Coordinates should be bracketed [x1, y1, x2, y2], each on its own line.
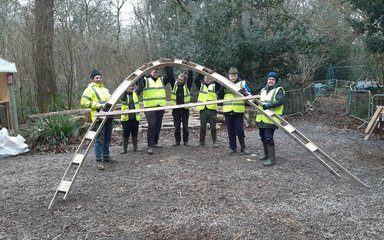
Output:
[239, 138, 250, 155]
[259, 143, 268, 161]
[211, 129, 219, 148]
[228, 148, 236, 154]
[199, 128, 206, 146]
[132, 136, 141, 151]
[120, 137, 128, 154]
[263, 145, 276, 166]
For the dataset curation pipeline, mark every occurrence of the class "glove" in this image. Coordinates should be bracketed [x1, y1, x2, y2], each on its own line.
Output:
[98, 103, 105, 110]
[262, 103, 271, 110]
[239, 87, 249, 96]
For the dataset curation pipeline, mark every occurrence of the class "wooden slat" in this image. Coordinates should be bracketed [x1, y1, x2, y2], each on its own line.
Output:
[365, 106, 384, 133]
[195, 65, 205, 71]
[305, 142, 318, 152]
[50, 58, 370, 210]
[85, 131, 97, 140]
[96, 95, 260, 117]
[364, 119, 379, 140]
[265, 110, 275, 117]
[58, 180, 72, 193]
[72, 154, 84, 165]
[133, 69, 143, 76]
[283, 124, 296, 133]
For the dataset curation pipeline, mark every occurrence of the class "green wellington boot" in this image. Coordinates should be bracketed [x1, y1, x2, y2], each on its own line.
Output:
[132, 136, 141, 151]
[262, 145, 276, 166]
[259, 143, 268, 161]
[239, 139, 250, 155]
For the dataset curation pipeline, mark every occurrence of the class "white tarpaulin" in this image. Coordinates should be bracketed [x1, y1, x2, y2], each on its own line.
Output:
[0, 128, 29, 157]
[0, 58, 17, 73]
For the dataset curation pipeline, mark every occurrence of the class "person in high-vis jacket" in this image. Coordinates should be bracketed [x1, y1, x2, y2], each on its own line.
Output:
[195, 74, 221, 148]
[218, 67, 252, 155]
[81, 69, 114, 170]
[256, 71, 285, 166]
[120, 84, 142, 154]
[137, 67, 173, 154]
[169, 70, 193, 146]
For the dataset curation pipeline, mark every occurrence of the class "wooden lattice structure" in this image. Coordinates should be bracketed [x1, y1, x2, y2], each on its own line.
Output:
[364, 106, 384, 140]
[48, 59, 369, 209]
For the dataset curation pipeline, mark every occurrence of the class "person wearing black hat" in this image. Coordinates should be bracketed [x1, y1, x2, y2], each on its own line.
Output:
[81, 69, 114, 170]
[255, 71, 285, 166]
[120, 83, 142, 154]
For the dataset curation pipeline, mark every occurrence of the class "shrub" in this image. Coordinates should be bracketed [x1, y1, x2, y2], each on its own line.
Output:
[23, 115, 86, 147]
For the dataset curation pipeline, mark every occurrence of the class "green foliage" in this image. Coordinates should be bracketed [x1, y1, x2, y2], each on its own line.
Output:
[346, 0, 384, 54]
[22, 115, 86, 147]
[161, 0, 306, 85]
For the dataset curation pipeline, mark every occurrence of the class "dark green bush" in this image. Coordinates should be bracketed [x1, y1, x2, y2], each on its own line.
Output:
[23, 115, 86, 147]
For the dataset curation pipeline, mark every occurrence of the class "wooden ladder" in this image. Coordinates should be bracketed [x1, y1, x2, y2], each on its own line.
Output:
[48, 59, 368, 209]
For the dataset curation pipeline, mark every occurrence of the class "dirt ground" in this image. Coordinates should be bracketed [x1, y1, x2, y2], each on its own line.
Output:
[1, 96, 383, 239]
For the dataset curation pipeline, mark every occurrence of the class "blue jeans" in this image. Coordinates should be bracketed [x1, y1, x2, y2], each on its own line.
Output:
[94, 118, 113, 161]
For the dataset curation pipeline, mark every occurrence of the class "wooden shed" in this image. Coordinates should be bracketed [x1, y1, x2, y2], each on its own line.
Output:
[0, 58, 18, 130]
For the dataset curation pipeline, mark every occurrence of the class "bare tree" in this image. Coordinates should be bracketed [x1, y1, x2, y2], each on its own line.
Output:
[34, 0, 56, 112]
[133, 0, 152, 61]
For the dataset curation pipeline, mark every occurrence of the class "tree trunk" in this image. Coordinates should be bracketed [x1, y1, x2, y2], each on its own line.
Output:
[34, 0, 56, 113]
[241, 0, 252, 37]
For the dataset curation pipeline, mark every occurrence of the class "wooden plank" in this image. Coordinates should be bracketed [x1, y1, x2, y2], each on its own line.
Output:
[58, 180, 71, 193]
[72, 154, 85, 165]
[29, 109, 89, 119]
[85, 130, 97, 140]
[50, 58, 370, 210]
[283, 124, 296, 133]
[365, 118, 380, 140]
[365, 106, 384, 134]
[96, 95, 260, 117]
[305, 142, 318, 152]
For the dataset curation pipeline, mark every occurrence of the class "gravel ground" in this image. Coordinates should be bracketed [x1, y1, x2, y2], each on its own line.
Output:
[0, 96, 383, 239]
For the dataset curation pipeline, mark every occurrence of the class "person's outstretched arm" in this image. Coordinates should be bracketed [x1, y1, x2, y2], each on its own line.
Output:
[164, 66, 175, 87]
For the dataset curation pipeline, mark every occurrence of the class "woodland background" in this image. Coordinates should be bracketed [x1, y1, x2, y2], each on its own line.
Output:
[0, 0, 383, 122]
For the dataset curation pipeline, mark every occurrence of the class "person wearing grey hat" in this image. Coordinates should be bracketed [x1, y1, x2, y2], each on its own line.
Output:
[218, 67, 252, 155]
[255, 71, 285, 166]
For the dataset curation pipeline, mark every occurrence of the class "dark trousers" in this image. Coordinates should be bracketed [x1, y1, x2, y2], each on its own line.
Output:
[144, 110, 165, 146]
[224, 113, 245, 150]
[259, 128, 276, 146]
[172, 108, 189, 143]
[121, 119, 139, 139]
[199, 108, 217, 134]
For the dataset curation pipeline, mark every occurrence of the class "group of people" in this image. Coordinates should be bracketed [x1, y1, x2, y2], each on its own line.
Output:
[81, 67, 285, 170]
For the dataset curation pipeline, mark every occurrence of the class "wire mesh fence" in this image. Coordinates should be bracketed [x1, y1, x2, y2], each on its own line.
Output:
[282, 79, 382, 123]
[283, 83, 316, 116]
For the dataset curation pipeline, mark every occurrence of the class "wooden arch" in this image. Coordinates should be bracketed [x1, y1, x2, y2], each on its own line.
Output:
[48, 59, 368, 209]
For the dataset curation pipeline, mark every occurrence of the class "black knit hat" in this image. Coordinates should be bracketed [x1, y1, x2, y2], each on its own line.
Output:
[267, 71, 279, 82]
[90, 69, 102, 79]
